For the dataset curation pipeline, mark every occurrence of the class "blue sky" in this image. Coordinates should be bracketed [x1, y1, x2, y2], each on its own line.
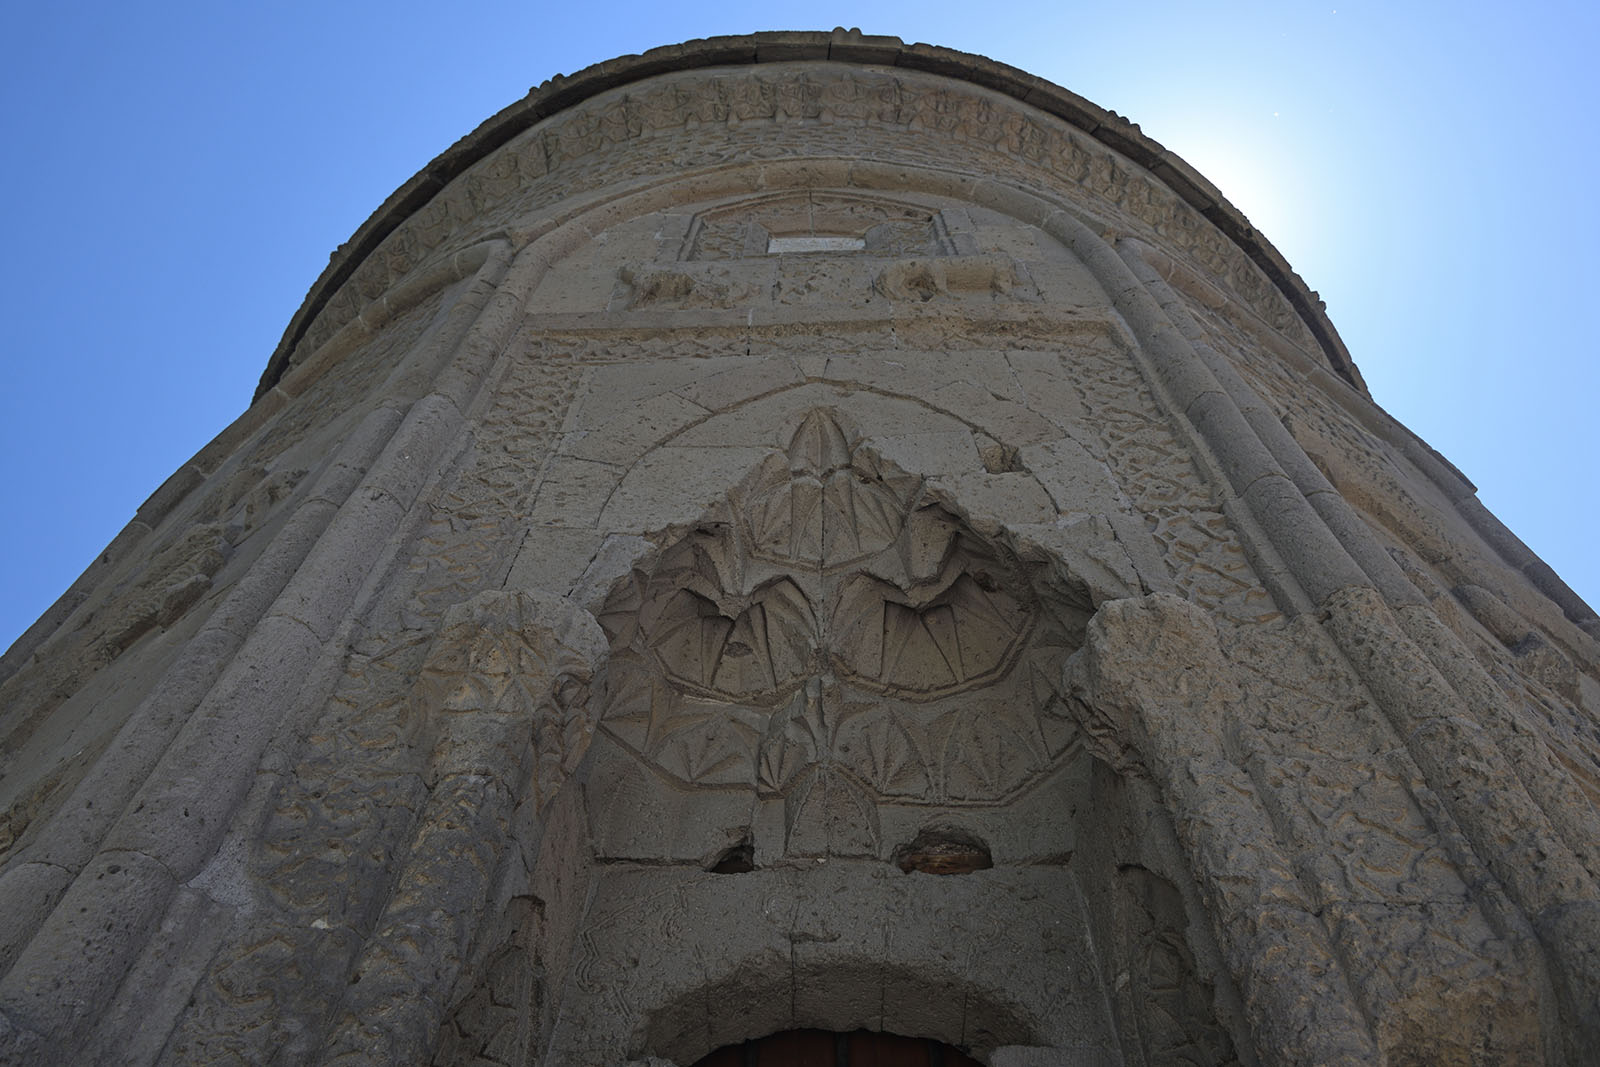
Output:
[1, 2, 1595, 651]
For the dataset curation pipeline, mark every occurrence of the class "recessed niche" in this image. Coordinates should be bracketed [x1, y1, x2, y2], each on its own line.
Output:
[693, 1029, 982, 1066]
[892, 827, 993, 875]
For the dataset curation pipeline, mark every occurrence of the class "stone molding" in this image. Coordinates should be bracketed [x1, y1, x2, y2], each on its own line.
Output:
[255, 29, 1360, 400]
[1, 38, 1594, 1063]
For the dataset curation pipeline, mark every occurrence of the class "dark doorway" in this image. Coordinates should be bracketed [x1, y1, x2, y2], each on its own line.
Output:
[692, 1029, 983, 1066]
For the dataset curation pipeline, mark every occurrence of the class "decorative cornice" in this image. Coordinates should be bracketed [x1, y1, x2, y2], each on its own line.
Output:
[255, 29, 1362, 400]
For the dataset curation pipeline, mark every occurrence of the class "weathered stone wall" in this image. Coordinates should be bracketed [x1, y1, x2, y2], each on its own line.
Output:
[1, 31, 1595, 1067]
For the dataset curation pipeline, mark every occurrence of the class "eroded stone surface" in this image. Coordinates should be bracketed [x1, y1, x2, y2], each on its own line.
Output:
[0, 30, 1594, 1067]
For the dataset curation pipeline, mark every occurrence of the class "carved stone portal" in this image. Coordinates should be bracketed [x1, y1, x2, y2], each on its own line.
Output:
[5, 31, 1595, 1067]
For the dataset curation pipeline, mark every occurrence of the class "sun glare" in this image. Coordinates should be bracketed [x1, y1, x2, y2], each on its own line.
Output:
[1154, 112, 1329, 279]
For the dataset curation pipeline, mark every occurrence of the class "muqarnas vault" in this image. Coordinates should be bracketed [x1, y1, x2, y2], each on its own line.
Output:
[1, 29, 1598, 1067]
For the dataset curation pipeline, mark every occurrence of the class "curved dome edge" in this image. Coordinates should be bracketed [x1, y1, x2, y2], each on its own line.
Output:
[253, 28, 1364, 402]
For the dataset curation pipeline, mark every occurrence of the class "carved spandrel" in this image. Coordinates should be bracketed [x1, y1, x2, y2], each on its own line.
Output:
[1011, 336, 1278, 625]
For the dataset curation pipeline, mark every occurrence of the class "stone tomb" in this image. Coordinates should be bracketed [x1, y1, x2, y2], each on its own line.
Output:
[1, 29, 1598, 1067]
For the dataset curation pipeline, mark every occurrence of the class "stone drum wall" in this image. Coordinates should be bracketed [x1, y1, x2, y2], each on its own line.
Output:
[1, 30, 1597, 1067]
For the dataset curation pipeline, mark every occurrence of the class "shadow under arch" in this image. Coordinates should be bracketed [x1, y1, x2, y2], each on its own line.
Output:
[691, 1029, 982, 1067]
[641, 953, 1037, 1065]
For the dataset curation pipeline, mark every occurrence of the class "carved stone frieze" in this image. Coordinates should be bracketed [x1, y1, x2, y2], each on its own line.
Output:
[288, 64, 1317, 373]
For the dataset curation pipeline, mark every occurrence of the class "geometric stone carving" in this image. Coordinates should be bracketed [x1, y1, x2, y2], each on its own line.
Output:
[830, 548, 1033, 698]
[641, 576, 815, 703]
[7, 31, 1597, 1067]
[601, 408, 1090, 811]
[1115, 865, 1240, 1066]
[744, 408, 914, 572]
[307, 592, 607, 1064]
[637, 409, 1038, 703]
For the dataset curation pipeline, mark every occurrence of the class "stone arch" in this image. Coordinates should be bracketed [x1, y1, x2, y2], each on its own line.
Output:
[640, 956, 1039, 1065]
[522, 405, 1253, 1066]
[3, 32, 1587, 1067]
[524, 375, 1152, 620]
[590, 404, 1105, 818]
[147, 161, 1193, 1067]
[307, 155, 1538, 1067]
[221, 157, 1318, 1067]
